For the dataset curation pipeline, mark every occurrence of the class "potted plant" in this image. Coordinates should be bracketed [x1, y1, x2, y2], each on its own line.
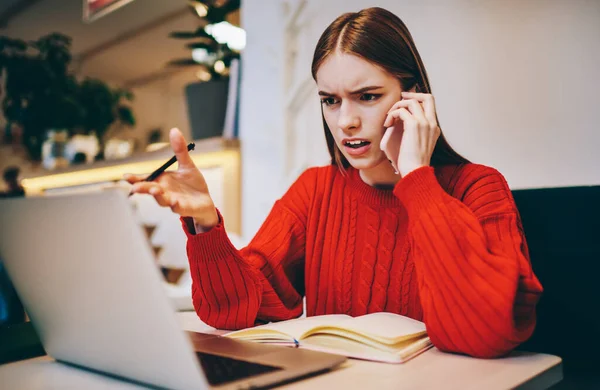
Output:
[76, 78, 135, 159]
[0, 33, 135, 161]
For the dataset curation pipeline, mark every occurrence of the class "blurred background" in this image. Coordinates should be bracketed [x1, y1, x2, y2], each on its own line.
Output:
[0, 0, 599, 385]
[1, 0, 599, 239]
[0, 0, 246, 309]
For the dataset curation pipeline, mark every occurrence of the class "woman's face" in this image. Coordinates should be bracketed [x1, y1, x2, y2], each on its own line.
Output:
[316, 52, 402, 171]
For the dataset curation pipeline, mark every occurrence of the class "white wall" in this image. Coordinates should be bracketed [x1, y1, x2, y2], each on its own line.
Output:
[239, 0, 600, 239]
[238, 0, 288, 237]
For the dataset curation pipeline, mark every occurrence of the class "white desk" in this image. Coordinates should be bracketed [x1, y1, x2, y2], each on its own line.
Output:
[0, 312, 563, 389]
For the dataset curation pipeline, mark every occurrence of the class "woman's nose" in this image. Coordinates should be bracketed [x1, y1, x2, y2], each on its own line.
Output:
[337, 102, 360, 132]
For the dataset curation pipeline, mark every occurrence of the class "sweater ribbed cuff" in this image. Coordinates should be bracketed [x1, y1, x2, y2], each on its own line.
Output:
[393, 166, 448, 216]
[180, 209, 238, 262]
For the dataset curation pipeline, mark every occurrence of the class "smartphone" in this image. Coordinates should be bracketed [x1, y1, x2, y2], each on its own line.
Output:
[380, 124, 403, 174]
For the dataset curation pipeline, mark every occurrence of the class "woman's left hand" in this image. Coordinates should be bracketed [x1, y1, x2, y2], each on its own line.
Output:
[380, 91, 441, 177]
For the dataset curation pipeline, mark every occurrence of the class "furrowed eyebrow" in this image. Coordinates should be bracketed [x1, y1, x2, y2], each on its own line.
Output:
[350, 86, 384, 94]
[318, 85, 384, 96]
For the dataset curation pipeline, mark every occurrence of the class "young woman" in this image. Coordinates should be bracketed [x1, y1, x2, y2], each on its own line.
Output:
[127, 7, 542, 358]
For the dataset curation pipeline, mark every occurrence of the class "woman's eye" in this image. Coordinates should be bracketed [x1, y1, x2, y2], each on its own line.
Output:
[321, 97, 338, 106]
[361, 93, 381, 102]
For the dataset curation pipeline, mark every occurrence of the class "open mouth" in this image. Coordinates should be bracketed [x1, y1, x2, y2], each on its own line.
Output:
[344, 140, 371, 149]
[343, 139, 372, 156]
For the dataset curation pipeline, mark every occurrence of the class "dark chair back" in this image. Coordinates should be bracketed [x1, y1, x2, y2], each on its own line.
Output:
[513, 185, 600, 380]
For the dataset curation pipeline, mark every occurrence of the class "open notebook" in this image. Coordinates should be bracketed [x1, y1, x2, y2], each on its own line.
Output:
[224, 312, 433, 364]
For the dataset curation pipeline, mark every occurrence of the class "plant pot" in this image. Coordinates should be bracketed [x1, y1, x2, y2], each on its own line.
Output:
[41, 129, 70, 170]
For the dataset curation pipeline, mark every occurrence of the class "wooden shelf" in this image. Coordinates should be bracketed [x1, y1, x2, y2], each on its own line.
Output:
[21, 137, 242, 234]
[22, 137, 239, 181]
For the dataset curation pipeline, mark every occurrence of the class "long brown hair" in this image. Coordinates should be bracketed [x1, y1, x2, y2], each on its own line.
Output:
[311, 7, 468, 169]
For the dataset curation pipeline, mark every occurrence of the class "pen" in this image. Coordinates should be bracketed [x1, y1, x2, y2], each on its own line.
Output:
[128, 142, 195, 196]
[143, 142, 196, 181]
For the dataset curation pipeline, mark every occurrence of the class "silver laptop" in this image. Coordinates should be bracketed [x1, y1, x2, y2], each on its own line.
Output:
[0, 190, 345, 389]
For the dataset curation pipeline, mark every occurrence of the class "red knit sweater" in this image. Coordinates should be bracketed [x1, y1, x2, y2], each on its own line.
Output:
[182, 164, 542, 358]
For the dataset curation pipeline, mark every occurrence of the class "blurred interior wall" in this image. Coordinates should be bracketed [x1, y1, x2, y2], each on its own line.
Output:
[238, 0, 600, 239]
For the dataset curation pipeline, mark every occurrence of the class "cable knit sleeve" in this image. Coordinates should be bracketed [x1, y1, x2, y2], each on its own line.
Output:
[394, 165, 542, 358]
[182, 168, 317, 330]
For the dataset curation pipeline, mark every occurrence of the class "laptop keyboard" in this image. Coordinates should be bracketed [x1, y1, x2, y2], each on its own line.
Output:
[196, 351, 282, 386]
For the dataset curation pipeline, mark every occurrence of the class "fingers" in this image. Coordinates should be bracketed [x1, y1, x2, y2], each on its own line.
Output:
[130, 181, 214, 221]
[169, 127, 196, 170]
[385, 100, 425, 125]
[150, 187, 173, 208]
[130, 182, 172, 207]
[123, 173, 146, 184]
[387, 97, 425, 115]
[169, 197, 216, 222]
[406, 99, 426, 121]
[401, 92, 437, 126]
[130, 182, 159, 194]
[384, 107, 413, 127]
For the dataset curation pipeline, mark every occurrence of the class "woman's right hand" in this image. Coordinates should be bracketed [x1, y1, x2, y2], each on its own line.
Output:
[124, 128, 219, 229]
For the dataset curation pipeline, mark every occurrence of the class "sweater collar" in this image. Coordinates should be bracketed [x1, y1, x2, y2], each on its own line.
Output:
[345, 167, 404, 207]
